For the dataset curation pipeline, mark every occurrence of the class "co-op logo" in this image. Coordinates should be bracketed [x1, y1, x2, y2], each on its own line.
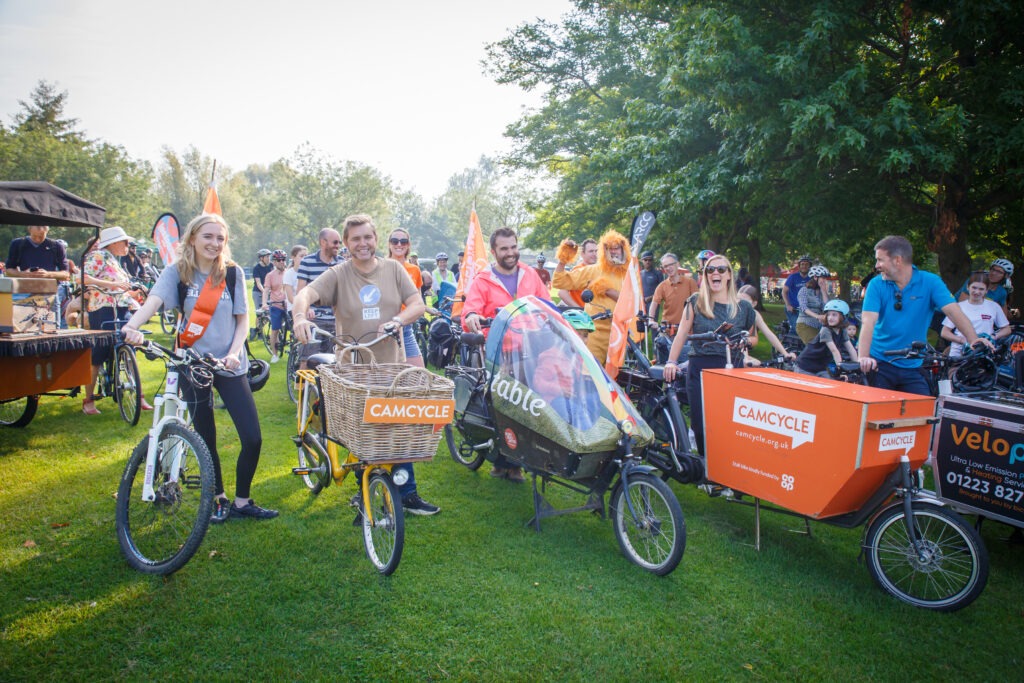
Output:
[733, 397, 816, 448]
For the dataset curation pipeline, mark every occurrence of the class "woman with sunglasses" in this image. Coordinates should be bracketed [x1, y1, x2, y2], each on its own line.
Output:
[386, 228, 425, 368]
[662, 255, 757, 454]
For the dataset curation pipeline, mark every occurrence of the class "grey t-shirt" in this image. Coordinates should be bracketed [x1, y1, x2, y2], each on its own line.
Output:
[687, 297, 757, 358]
[151, 263, 249, 376]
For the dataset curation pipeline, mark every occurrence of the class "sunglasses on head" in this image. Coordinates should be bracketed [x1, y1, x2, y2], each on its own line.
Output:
[894, 290, 903, 311]
[705, 265, 730, 274]
[389, 237, 410, 246]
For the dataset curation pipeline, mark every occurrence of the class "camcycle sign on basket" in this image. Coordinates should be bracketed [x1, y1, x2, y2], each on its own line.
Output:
[363, 397, 454, 424]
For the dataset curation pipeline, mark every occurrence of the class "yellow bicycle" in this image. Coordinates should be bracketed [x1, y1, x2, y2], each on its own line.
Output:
[291, 327, 452, 575]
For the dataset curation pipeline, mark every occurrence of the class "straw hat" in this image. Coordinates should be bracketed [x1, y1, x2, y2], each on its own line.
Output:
[96, 226, 130, 249]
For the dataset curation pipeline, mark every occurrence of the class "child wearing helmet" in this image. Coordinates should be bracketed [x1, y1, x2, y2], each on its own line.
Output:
[795, 299, 857, 378]
[562, 308, 596, 341]
[796, 264, 832, 344]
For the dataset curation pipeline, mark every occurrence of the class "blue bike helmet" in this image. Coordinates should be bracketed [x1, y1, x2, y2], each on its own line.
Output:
[563, 309, 595, 332]
[823, 299, 850, 317]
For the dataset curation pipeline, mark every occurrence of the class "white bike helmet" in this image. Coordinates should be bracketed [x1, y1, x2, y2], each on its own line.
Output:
[991, 258, 1014, 277]
[808, 265, 830, 279]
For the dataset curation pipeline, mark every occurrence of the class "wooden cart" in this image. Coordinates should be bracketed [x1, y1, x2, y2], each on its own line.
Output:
[0, 181, 108, 428]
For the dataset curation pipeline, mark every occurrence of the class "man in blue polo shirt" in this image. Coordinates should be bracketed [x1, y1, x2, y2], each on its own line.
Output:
[858, 235, 991, 394]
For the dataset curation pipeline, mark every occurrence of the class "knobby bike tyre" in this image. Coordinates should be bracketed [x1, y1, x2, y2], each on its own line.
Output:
[257, 314, 273, 355]
[115, 344, 143, 426]
[297, 381, 330, 494]
[445, 423, 486, 471]
[0, 396, 39, 428]
[116, 422, 215, 575]
[864, 502, 988, 611]
[361, 472, 405, 575]
[610, 472, 686, 575]
[286, 343, 301, 404]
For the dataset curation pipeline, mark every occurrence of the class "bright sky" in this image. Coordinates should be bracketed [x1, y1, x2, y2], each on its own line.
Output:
[0, 0, 571, 199]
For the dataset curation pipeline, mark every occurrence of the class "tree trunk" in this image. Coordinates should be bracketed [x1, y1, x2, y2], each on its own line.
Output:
[746, 236, 763, 310]
[928, 179, 972, 293]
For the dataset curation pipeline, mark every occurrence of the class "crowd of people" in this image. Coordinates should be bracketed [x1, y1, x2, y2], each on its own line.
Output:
[4, 215, 1018, 524]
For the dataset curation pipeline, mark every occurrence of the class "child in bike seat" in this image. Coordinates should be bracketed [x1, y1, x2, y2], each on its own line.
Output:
[795, 299, 857, 378]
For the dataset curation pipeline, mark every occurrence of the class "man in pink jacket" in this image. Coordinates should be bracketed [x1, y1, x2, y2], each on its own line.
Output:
[462, 227, 551, 336]
[461, 226, 551, 482]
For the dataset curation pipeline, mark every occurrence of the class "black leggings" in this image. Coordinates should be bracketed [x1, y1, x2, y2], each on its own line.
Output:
[180, 372, 262, 499]
[686, 355, 727, 456]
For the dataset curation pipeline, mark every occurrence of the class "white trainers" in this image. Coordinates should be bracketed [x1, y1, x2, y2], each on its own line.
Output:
[270, 354, 280, 363]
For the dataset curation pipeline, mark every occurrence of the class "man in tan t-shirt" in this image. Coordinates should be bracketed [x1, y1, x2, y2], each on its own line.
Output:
[292, 214, 438, 515]
[650, 252, 698, 364]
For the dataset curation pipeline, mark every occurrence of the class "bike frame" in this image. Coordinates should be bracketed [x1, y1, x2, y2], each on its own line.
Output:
[140, 355, 190, 502]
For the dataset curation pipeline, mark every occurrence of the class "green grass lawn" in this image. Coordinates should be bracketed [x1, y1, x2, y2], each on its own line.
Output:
[2, 309, 1022, 681]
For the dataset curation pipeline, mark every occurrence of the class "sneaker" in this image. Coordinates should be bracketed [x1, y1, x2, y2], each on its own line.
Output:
[506, 467, 525, 483]
[489, 467, 507, 479]
[229, 499, 279, 520]
[210, 497, 231, 524]
[270, 354, 280, 364]
[402, 493, 440, 516]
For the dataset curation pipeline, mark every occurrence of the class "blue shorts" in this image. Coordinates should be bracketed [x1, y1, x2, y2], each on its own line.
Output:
[402, 324, 421, 358]
[269, 305, 286, 331]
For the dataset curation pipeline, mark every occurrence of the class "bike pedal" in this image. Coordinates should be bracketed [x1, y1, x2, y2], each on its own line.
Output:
[292, 467, 312, 476]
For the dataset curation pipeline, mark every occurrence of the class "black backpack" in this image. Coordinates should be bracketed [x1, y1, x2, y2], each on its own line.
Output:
[426, 317, 458, 369]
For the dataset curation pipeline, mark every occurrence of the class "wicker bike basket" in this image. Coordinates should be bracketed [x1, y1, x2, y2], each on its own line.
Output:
[318, 347, 455, 462]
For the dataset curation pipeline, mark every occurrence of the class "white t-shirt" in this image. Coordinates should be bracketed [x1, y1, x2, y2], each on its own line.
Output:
[282, 267, 298, 311]
[942, 299, 1009, 357]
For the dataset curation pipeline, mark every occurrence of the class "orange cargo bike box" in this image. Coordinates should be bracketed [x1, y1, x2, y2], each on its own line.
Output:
[702, 369, 936, 519]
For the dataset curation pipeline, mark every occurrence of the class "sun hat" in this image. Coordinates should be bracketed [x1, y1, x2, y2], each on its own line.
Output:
[96, 226, 131, 249]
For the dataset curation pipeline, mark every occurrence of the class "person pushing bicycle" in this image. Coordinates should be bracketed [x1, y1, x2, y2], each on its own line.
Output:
[292, 213, 440, 517]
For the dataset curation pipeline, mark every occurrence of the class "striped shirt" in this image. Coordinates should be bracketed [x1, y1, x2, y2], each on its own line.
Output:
[297, 252, 343, 319]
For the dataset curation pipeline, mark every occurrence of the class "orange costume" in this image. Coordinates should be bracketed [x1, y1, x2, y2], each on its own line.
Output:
[551, 230, 632, 365]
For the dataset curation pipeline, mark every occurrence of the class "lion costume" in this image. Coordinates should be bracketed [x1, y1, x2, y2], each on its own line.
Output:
[552, 230, 632, 364]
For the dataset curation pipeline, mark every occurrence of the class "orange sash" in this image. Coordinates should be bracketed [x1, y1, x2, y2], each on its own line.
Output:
[178, 277, 227, 348]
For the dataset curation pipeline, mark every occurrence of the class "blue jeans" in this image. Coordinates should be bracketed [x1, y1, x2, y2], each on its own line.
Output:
[869, 360, 932, 396]
[395, 464, 417, 499]
[785, 307, 799, 332]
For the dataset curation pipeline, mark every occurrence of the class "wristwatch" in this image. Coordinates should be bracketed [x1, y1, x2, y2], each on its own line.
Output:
[391, 316, 403, 326]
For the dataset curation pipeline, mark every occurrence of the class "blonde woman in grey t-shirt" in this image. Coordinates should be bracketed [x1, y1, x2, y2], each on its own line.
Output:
[123, 213, 277, 523]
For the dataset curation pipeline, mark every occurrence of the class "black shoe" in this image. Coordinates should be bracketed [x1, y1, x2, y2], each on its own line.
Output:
[210, 498, 231, 524]
[402, 493, 440, 516]
[229, 499, 279, 520]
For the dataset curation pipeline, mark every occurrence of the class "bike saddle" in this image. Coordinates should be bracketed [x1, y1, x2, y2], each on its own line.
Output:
[307, 353, 336, 371]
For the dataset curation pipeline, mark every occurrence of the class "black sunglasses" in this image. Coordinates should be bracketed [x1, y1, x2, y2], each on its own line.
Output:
[389, 237, 410, 246]
[894, 290, 903, 311]
[705, 265, 731, 274]
[273, 257, 286, 262]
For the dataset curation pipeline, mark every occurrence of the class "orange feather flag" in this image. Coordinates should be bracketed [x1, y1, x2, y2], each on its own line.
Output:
[451, 208, 489, 318]
[604, 256, 645, 379]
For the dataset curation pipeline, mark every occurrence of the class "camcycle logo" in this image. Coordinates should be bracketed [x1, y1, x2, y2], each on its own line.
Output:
[878, 430, 916, 453]
[732, 397, 816, 449]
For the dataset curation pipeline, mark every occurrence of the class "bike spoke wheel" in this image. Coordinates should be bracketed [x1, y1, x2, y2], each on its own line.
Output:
[286, 344, 301, 404]
[116, 423, 215, 575]
[611, 472, 686, 575]
[115, 345, 142, 426]
[0, 396, 39, 428]
[445, 423, 486, 470]
[297, 381, 329, 493]
[159, 308, 177, 335]
[864, 502, 988, 611]
[361, 472, 405, 575]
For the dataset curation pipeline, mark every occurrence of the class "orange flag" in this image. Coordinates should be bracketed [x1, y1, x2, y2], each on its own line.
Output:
[451, 208, 489, 318]
[202, 183, 221, 216]
[604, 256, 645, 379]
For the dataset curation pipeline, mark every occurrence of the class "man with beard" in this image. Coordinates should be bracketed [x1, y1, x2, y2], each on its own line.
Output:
[463, 227, 551, 334]
[552, 230, 633, 365]
[462, 226, 550, 482]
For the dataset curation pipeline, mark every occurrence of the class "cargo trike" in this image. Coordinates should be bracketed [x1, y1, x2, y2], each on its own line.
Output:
[618, 322, 988, 611]
[444, 295, 686, 576]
